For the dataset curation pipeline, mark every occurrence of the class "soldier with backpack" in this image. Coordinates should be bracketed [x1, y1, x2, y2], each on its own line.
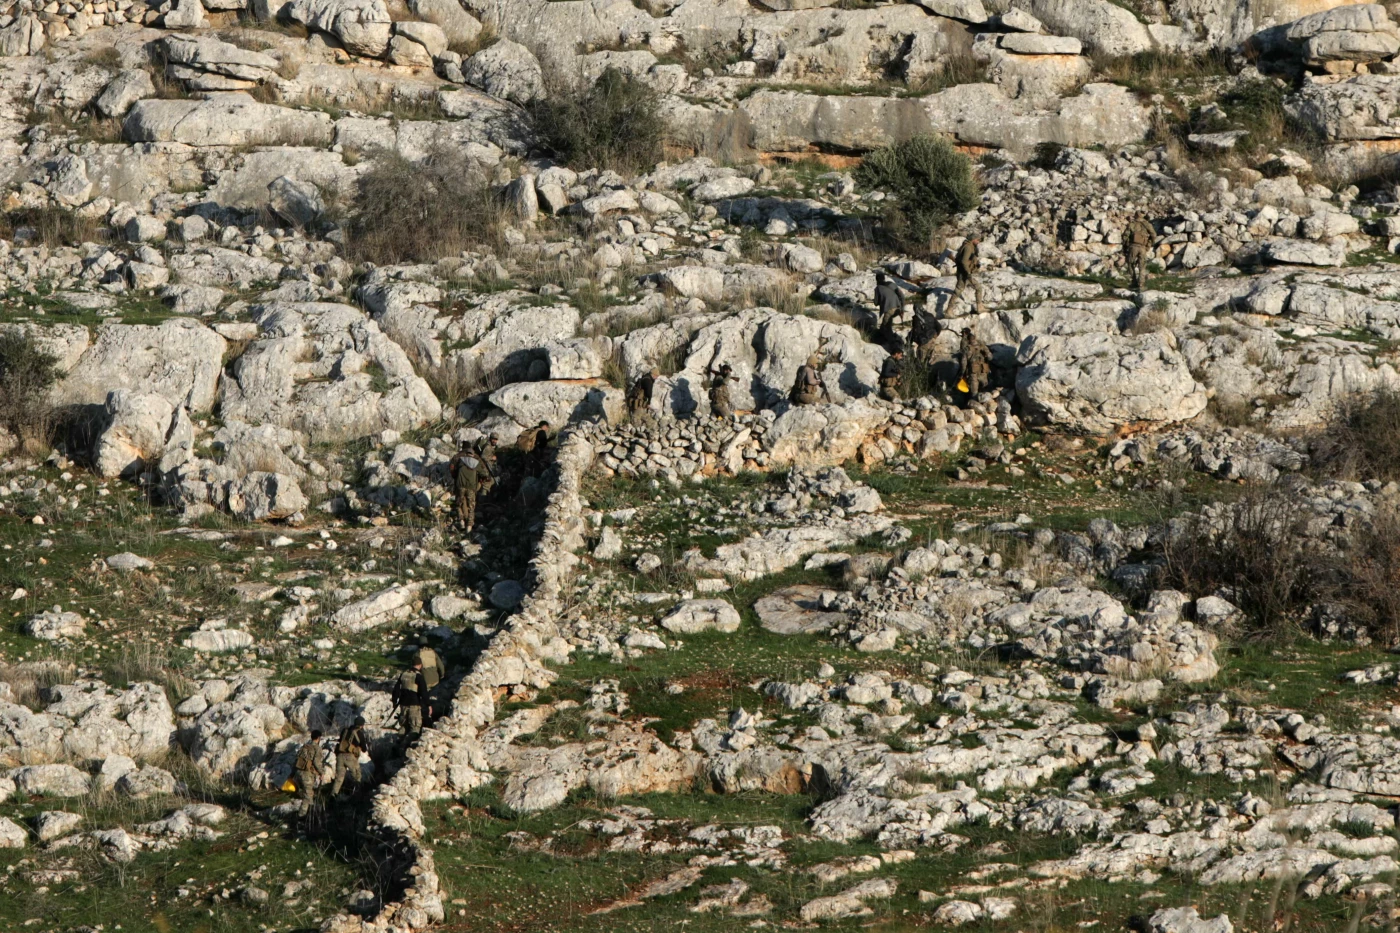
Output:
[392, 659, 430, 742]
[417, 639, 446, 719]
[448, 441, 483, 532]
[330, 718, 368, 797]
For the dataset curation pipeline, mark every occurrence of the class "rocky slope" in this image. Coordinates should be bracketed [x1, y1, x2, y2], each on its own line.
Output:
[4, 1, 1400, 932]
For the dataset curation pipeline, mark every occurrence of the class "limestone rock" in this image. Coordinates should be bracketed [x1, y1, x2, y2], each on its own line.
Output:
[1009, 0, 1151, 56]
[226, 472, 309, 522]
[1148, 906, 1233, 933]
[94, 390, 178, 479]
[25, 608, 85, 641]
[125, 95, 334, 147]
[11, 764, 91, 798]
[330, 583, 423, 633]
[286, 0, 393, 57]
[489, 381, 623, 428]
[94, 69, 154, 118]
[218, 302, 441, 442]
[0, 817, 24, 849]
[463, 40, 544, 106]
[409, 0, 482, 45]
[1015, 332, 1207, 435]
[660, 599, 742, 634]
[55, 320, 227, 414]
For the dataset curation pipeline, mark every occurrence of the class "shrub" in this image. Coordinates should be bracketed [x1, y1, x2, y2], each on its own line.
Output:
[1311, 388, 1400, 483]
[529, 67, 667, 176]
[0, 207, 107, 248]
[1093, 49, 1232, 92]
[341, 145, 504, 265]
[1160, 487, 1315, 638]
[855, 134, 979, 256]
[909, 52, 987, 94]
[1029, 141, 1064, 171]
[0, 330, 61, 449]
[1328, 503, 1400, 644]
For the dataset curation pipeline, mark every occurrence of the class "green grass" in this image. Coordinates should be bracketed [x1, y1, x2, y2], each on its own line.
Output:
[0, 462, 463, 686]
[422, 785, 1364, 932]
[0, 788, 365, 933]
[0, 287, 177, 328]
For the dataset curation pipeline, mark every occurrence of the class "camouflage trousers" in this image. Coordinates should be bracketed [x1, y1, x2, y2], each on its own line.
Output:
[455, 488, 476, 530]
[331, 753, 361, 796]
[295, 769, 317, 814]
[1126, 244, 1149, 289]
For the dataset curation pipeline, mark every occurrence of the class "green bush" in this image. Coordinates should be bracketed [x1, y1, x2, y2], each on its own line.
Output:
[0, 330, 61, 449]
[855, 134, 979, 255]
[341, 145, 503, 265]
[530, 67, 667, 176]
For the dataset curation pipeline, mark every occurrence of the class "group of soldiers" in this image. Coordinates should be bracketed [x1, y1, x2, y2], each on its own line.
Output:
[445, 422, 553, 534]
[290, 639, 448, 816]
[626, 362, 742, 418]
[617, 218, 1158, 419]
[864, 216, 1155, 402]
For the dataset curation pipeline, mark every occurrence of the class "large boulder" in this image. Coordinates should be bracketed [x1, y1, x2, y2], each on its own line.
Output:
[737, 83, 1149, 158]
[660, 599, 742, 634]
[124, 95, 335, 147]
[285, 0, 393, 56]
[462, 39, 545, 106]
[1009, 0, 1151, 56]
[24, 608, 85, 641]
[225, 472, 309, 521]
[409, 0, 483, 45]
[0, 15, 44, 57]
[1286, 74, 1400, 142]
[95, 70, 156, 119]
[1283, 4, 1400, 66]
[669, 308, 887, 415]
[161, 35, 279, 91]
[187, 695, 288, 781]
[764, 400, 893, 468]
[94, 390, 182, 479]
[218, 302, 441, 442]
[488, 380, 623, 427]
[0, 703, 68, 765]
[54, 320, 227, 413]
[49, 681, 176, 762]
[1015, 332, 1207, 435]
[9, 764, 90, 798]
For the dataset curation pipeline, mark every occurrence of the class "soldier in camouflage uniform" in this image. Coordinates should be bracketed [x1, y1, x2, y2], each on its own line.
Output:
[293, 729, 324, 815]
[448, 441, 481, 532]
[708, 363, 738, 419]
[331, 718, 367, 798]
[1125, 217, 1155, 290]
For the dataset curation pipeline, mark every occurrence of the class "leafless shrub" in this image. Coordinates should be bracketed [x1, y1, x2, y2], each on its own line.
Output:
[341, 145, 506, 265]
[1161, 486, 1315, 637]
[1312, 388, 1400, 483]
[0, 659, 77, 711]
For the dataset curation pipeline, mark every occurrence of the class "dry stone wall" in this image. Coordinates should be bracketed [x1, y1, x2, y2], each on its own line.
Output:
[322, 430, 595, 933]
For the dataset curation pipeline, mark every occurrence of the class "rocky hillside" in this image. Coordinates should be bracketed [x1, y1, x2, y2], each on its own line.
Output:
[5, 1, 1400, 932]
